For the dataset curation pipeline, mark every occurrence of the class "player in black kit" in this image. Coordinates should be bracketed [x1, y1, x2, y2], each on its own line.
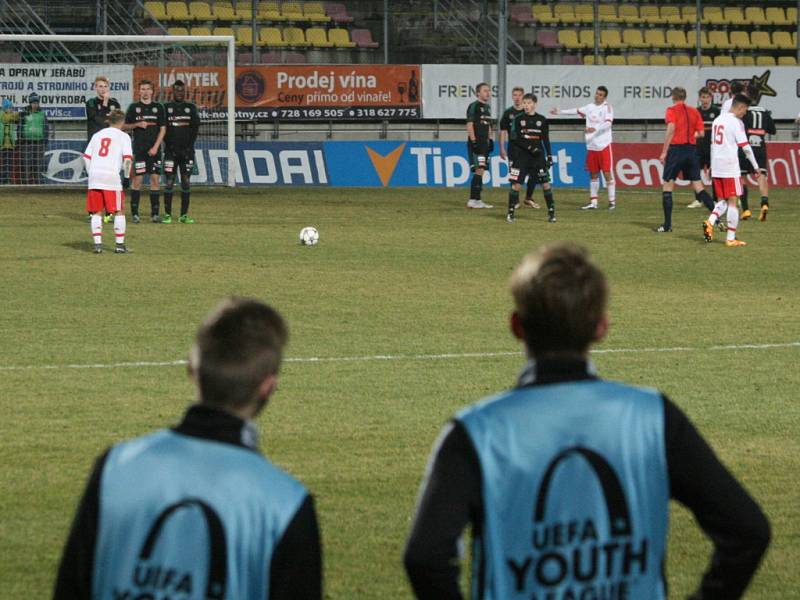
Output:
[499, 86, 537, 207]
[125, 80, 166, 223]
[465, 82, 494, 209]
[692, 87, 719, 210]
[738, 87, 774, 222]
[162, 80, 200, 224]
[506, 94, 556, 224]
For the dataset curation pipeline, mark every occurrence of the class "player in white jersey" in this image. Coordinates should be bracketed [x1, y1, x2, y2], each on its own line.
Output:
[83, 109, 133, 254]
[703, 95, 759, 247]
[550, 86, 616, 210]
[720, 81, 746, 115]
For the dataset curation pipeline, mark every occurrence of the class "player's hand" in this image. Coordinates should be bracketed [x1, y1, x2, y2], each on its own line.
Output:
[547, 155, 553, 168]
[122, 177, 130, 189]
[585, 127, 596, 134]
[658, 151, 667, 164]
[137, 121, 148, 129]
[549, 107, 559, 116]
[487, 139, 495, 154]
[500, 149, 507, 160]
[148, 146, 159, 156]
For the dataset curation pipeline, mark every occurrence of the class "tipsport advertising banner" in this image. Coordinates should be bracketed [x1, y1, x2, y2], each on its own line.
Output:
[133, 64, 421, 120]
[0, 63, 134, 119]
[421, 65, 800, 120]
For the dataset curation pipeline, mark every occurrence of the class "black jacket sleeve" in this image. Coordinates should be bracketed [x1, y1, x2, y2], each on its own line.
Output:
[404, 422, 482, 600]
[542, 118, 552, 158]
[269, 494, 323, 600]
[52, 449, 109, 600]
[663, 397, 770, 600]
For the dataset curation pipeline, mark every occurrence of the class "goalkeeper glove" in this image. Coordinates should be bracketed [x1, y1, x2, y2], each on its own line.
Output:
[547, 155, 553, 167]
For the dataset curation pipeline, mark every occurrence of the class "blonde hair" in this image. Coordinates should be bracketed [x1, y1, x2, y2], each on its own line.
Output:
[94, 75, 109, 85]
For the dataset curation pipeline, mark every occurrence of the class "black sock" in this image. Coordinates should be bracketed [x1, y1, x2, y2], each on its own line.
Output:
[150, 191, 160, 216]
[544, 189, 555, 216]
[662, 191, 673, 229]
[526, 180, 536, 200]
[697, 189, 714, 211]
[740, 186, 749, 211]
[761, 196, 769, 207]
[508, 189, 519, 213]
[180, 190, 191, 216]
[131, 190, 140, 216]
[164, 191, 173, 216]
[470, 173, 482, 201]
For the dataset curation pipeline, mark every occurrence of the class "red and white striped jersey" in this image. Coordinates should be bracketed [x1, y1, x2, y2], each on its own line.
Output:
[711, 111, 751, 178]
[83, 127, 132, 191]
[562, 102, 614, 150]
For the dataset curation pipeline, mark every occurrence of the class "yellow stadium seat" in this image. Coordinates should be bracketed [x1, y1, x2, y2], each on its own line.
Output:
[583, 54, 603, 65]
[212, 26, 235, 38]
[600, 29, 623, 49]
[304, 2, 330, 22]
[213, 1, 236, 20]
[258, 27, 287, 46]
[167, 26, 189, 36]
[281, 2, 305, 21]
[597, 4, 618, 23]
[645, 29, 668, 49]
[622, 29, 646, 49]
[234, 2, 252, 20]
[702, 6, 724, 25]
[713, 55, 734, 66]
[558, 30, 581, 49]
[666, 30, 690, 49]
[660, 6, 681, 25]
[574, 4, 594, 24]
[283, 26, 308, 47]
[553, 5, 576, 24]
[745, 7, 768, 25]
[795, 32, 798, 47]
[681, 6, 697, 25]
[532, 5, 557, 25]
[306, 27, 333, 47]
[639, 6, 663, 25]
[766, 7, 788, 25]
[166, 1, 191, 20]
[708, 31, 731, 50]
[144, 1, 167, 21]
[734, 55, 755, 66]
[236, 26, 253, 46]
[617, 5, 641, 24]
[756, 55, 776, 66]
[328, 28, 356, 48]
[751, 31, 775, 50]
[578, 29, 595, 49]
[778, 55, 798, 66]
[190, 26, 212, 36]
[671, 54, 691, 66]
[187, 2, 211, 20]
[258, 2, 283, 21]
[723, 7, 746, 26]
[627, 54, 647, 65]
[649, 54, 669, 66]
[788, 8, 798, 23]
[694, 55, 712, 66]
[606, 55, 625, 65]
[773, 31, 793, 50]
[730, 31, 753, 50]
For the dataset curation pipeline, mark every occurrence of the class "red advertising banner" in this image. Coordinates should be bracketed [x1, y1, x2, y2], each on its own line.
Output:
[133, 65, 421, 120]
[612, 142, 800, 188]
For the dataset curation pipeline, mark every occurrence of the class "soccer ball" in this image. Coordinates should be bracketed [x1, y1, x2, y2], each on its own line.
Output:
[299, 226, 319, 246]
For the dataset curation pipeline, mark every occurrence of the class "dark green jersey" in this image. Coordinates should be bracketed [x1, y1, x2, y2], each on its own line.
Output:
[466, 100, 492, 142]
[86, 96, 121, 141]
[742, 105, 776, 149]
[509, 111, 551, 158]
[499, 105, 523, 132]
[125, 101, 166, 153]
[164, 101, 200, 152]
[697, 104, 720, 148]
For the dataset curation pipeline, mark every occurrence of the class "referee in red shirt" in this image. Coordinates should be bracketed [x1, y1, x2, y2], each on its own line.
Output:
[657, 87, 714, 232]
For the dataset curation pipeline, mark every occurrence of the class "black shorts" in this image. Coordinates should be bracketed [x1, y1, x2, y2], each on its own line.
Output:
[467, 139, 490, 172]
[509, 151, 550, 185]
[164, 148, 195, 181]
[663, 144, 700, 182]
[739, 146, 768, 175]
[133, 150, 162, 176]
[696, 144, 711, 170]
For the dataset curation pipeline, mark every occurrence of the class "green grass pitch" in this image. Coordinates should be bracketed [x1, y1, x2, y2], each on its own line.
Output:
[0, 185, 798, 598]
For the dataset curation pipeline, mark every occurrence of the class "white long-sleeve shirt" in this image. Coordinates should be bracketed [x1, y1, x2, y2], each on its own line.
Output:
[83, 127, 132, 191]
[560, 101, 613, 150]
[711, 111, 757, 178]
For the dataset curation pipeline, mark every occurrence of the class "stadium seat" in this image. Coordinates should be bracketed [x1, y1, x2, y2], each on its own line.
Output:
[213, 1, 236, 21]
[694, 55, 712, 66]
[553, 4, 576, 24]
[510, 4, 535, 25]
[284, 51, 307, 63]
[166, 49, 190, 65]
[212, 26, 235, 39]
[670, 54, 691, 66]
[304, 2, 330, 22]
[328, 28, 356, 48]
[708, 31, 731, 50]
[583, 54, 603, 65]
[617, 5, 642, 25]
[778, 55, 798, 66]
[600, 30, 624, 50]
[352, 28, 379, 49]
[597, 4, 618, 23]
[681, 6, 697, 25]
[187, 2, 211, 20]
[773, 31, 793, 50]
[167, 26, 189, 36]
[238, 51, 254, 64]
[627, 54, 647, 65]
[751, 31, 775, 50]
[326, 3, 354, 23]
[144, 1, 167, 21]
[260, 51, 282, 63]
[734, 55, 755, 66]
[258, 27, 287, 47]
[166, 1, 191, 20]
[648, 54, 669, 66]
[745, 7, 769, 25]
[622, 29, 646, 49]
[236, 26, 253, 46]
[606, 55, 625, 65]
[190, 26, 212, 39]
[536, 30, 562, 50]
[258, 2, 283, 21]
[532, 5, 557, 25]
[666, 30, 690, 49]
[562, 54, 582, 65]
[713, 55, 734, 66]
[306, 27, 333, 47]
[143, 26, 164, 35]
[558, 30, 581, 49]
[234, 2, 252, 20]
[639, 6, 663, 25]
[283, 26, 308, 47]
[702, 6, 724, 25]
[644, 29, 669, 49]
[766, 7, 788, 25]
[573, 4, 594, 24]
[660, 6, 681, 25]
[281, 2, 305, 21]
[722, 7, 746, 26]
[756, 55, 776, 66]
[788, 8, 798, 24]
[729, 31, 753, 50]
[578, 29, 595, 49]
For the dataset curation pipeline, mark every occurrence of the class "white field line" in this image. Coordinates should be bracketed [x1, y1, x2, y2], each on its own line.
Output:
[0, 342, 798, 372]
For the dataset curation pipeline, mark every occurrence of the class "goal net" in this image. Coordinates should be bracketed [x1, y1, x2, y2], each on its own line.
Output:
[0, 34, 236, 187]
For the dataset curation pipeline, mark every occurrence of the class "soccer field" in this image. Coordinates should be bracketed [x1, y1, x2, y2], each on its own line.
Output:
[1, 185, 798, 598]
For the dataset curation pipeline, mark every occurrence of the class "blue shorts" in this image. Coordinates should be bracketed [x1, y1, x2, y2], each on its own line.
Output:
[663, 144, 700, 182]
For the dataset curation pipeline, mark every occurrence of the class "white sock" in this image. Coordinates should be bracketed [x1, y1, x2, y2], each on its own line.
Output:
[707, 200, 728, 225]
[90, 214, 102, 245]
[607, 180, 616, 203]
[114, 214, 126, 245]
[589, 179, 599, 205]
[726, 204, 739, 241]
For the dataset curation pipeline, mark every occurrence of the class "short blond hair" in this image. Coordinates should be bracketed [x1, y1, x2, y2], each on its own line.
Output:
[94, 75, 109, 85]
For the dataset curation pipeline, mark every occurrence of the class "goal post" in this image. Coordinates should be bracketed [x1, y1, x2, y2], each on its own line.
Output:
[0, 34, 236, 187]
